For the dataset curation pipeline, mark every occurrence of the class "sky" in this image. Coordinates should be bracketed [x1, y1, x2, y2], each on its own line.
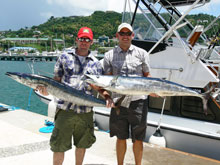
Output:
[0, 0, 220, 31]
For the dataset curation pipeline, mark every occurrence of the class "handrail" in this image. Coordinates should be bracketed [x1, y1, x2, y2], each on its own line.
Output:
[151, 67, 183, 72]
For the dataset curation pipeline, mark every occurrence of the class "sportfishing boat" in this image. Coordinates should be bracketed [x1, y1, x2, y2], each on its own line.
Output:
[35, 0, 220, 161]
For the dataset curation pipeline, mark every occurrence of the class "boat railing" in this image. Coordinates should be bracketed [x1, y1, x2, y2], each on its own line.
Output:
[196, 48, 220, 78]
[196, 48, 212, 59]
[198, 47, 220, 62]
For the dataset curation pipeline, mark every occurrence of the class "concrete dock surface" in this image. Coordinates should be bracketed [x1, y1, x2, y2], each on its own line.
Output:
[0, 106, 220, 165]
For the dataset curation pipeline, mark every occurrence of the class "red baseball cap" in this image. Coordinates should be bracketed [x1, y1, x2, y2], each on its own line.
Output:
[77, 27, 93, 40]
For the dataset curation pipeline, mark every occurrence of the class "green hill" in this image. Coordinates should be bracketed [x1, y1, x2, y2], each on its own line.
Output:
[1, 11, 219, 52]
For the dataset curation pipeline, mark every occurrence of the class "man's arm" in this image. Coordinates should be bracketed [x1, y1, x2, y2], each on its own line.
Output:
[54, 76, 61, 82]
[143, 72, 151, 78]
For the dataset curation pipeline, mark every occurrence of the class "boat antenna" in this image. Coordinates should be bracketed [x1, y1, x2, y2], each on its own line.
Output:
[203, 15, 220, 34]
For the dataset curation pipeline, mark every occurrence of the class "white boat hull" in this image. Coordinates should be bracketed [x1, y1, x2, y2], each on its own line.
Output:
[93, 107, 220, 161]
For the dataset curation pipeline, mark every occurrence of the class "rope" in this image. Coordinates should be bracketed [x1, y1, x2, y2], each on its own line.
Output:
[35, 69, 54, 77]
[26, 88, 33, 110]
[156, 97, 166, 130]
[26, 60, 35, 110]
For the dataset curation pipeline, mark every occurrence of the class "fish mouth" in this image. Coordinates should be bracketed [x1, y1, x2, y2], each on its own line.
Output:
[5, 72, 22, 80]
[84, 74, 103, 87]
[84, 74, 98, 83]
[5, 72, 15, 77]
[84, 77, 97, 85]
[84, 74, 100, 79]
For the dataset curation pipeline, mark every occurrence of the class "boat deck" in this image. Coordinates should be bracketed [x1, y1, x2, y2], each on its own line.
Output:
[0, 104, 220, 165]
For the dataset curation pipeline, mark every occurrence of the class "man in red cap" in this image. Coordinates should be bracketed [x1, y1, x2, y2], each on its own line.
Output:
[77, 27, 93, 40]
[38, 27, 114, 165]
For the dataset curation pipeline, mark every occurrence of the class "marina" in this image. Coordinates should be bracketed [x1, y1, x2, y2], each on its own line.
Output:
[1, 0, 220, 164]
[34, 0, 220, 161]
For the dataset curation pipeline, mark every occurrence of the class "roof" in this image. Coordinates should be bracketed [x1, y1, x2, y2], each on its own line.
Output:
[9, 47, 36, 51]
[1, 38, 48, 41]
[1, 38, 63, 42]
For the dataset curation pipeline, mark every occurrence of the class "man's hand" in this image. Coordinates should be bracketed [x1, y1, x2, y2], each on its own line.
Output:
[89, 83, 115, 108]
[105, 96, 115, 108]
[35, 85, 49, 96]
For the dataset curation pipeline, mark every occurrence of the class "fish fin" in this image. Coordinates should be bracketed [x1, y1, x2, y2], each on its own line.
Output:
[110, 76, 119, 87]
[201, 98, 208, 115]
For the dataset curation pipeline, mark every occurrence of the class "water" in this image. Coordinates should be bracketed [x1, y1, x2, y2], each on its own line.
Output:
[0, 61, 55, 116]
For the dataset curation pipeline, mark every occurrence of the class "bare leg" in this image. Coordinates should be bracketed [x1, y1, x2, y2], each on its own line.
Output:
[75, 148, 86, 165]
[116, 139, 127, 165]
[53, 152, 64, 165]
[133, 140, 143, 165]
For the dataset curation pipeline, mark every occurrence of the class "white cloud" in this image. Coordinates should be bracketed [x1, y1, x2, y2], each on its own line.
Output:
[107, 0, 125, 12]
[212, 0, 220, 5]
[177, 1, 220, 16]
[46, 0, 125, 15]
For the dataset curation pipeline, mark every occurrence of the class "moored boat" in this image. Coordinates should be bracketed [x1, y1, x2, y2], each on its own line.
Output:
[35, 0, 220, 161]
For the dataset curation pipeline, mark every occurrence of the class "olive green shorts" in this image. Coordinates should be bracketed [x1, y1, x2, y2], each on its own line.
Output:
[50, 110, 96, 152]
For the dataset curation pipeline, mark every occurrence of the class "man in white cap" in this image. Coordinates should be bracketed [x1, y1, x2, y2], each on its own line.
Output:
[103, 23, 157, 165]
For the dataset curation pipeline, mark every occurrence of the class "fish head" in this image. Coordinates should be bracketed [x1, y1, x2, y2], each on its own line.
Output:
[6, 72, 26, 82]
[85, 74, 114, 88]
[5, 72, 41, 89]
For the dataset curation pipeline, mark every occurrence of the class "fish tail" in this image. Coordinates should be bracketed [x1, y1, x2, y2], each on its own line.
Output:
[114, 95, 126, 115]
[201, 86, 214, 115]
[201, 98, 208, 115]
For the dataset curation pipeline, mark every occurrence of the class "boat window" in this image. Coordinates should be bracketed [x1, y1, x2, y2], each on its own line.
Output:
[180, 96, 215, 121]
[123, 0, 166, 41]
[148, 96, 171, 112]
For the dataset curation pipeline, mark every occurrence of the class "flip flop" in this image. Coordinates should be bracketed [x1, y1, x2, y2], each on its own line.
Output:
[44, 120, 54, 126]
[39, 126, 54, 133]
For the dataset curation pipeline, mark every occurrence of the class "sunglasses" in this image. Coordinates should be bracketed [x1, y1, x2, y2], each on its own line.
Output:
[118, 31, 133, 36]
[78, 38, 91, 42]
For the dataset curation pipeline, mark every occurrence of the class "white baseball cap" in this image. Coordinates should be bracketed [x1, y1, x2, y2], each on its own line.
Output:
[117, 23, 133, 32]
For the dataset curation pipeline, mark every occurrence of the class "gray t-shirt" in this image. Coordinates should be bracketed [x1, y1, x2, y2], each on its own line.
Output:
[103, 44, 151, 107]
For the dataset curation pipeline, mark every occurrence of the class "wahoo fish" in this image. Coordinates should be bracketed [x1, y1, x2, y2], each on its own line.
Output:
[5, 72, 106, 107]
[85, 74, 211, 113]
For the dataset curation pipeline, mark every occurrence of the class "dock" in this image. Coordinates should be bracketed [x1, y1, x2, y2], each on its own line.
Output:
[0, 55, 57, 62]
[0, 104, 220, 165]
